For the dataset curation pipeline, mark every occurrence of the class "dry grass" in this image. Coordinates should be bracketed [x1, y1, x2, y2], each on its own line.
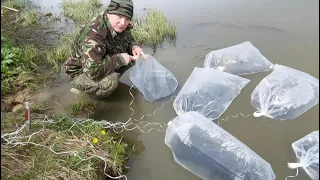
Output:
[1, 112, 133, 180]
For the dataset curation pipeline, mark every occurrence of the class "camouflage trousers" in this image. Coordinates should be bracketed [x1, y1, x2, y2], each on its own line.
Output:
[70, 72, 120, 99]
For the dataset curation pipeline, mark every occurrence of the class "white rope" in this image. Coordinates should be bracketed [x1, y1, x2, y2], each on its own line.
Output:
[285, 167, 299, 180]
[217, 113, 252, 125]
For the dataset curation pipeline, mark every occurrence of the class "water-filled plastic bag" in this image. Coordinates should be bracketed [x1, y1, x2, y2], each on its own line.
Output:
[204, 41, 274, 75]
[288, 130, 319, 180]
[165, 111, 276, 180]
[120, 55, 178, 103]
[251, 64, 319, 120]
[173, 67, 249, 120]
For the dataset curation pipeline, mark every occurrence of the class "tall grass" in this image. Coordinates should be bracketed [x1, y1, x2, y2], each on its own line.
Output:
[62, 0, 104, 25]
[132, 10, 177, 47]
[20, 9, 39, 26]
[46, 29, 79, 71]
[20, 45, 40, 64]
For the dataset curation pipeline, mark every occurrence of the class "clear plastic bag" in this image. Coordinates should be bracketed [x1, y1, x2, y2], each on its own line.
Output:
[173, 67, 250, 120]
[127, 55, 178, 103]
[204, 41, 274, 75]
[251, 64, 319, 120]
[288, 131, 319, 180]
[165, 111, 276, 180]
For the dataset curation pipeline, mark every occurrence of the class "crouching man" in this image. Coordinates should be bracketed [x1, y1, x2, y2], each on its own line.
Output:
[65, 0, 146, 99]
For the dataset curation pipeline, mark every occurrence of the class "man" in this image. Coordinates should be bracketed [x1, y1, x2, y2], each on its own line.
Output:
[65, 0, 146, 99]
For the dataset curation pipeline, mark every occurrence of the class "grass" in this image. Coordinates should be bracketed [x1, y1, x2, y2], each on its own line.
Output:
[1, 0, 31, 24]
[68, 101, 96, 118]
[46, 29, 78, 71]
[1, 37, 49, 95]
[62, 0, 104, 25]
[1, 112, 133, 180]
[1, 3, 44, 95]
[1, 2, 75, 94]
[1, 0, 27, 10]
[1, 37, 25, 95]
[20, 9, 39, 26]
[1, 37, 22, 79]
[132, 9, 177, 47]
[20, 45, 43, 68]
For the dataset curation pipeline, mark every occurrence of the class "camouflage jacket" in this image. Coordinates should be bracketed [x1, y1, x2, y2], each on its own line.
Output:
[65, 10, 137, 81]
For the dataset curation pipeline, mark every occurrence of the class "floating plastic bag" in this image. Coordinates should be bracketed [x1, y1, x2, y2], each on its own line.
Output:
[204, 41, 274, 75]
[122, 55, 178, 103]
[173, 67, 250, 120]
[251, 64, 319, 120]
[165, 111, 276, 180]
[287, 131, 319, 180]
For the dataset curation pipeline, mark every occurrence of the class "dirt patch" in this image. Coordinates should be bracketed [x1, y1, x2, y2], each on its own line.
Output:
[1, 88, 34, 111]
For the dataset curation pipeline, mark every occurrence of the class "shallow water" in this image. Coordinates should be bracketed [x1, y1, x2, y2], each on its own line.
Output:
[31, 0, 319, 179]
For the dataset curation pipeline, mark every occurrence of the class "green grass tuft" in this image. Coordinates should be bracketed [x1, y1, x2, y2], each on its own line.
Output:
[20, 45, 41, 65]
[68, 101, 95, 117]
[132, 10, 177, 47]
[62, 0, 104, 25]
[20, 9, 39, 26]
[46, 29, 78, 71]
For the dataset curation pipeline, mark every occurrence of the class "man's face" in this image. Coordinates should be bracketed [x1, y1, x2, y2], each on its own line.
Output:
[107, 13, 130, 33]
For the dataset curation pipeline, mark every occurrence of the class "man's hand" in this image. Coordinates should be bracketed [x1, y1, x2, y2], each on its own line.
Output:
[120, 53, 136, 65]
[132, 45, 147, 60]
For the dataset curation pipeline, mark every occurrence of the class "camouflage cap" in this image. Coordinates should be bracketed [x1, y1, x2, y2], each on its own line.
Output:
[106, 0, 134, 20]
